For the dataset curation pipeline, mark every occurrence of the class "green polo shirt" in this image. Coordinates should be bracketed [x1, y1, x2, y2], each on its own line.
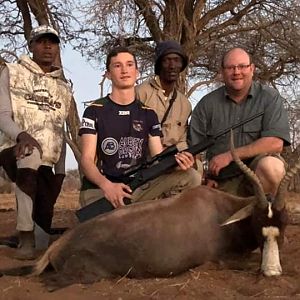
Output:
[189, 81, 290, 179]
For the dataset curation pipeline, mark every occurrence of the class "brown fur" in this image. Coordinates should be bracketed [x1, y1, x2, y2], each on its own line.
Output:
[24, 186, 261, 289]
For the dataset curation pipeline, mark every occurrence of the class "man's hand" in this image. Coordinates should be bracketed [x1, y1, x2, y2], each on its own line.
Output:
[15, 132, 43, 159]
[101, 179, 132, 208]
[175, 151, 194, 171]
[208, 152, 232, 176]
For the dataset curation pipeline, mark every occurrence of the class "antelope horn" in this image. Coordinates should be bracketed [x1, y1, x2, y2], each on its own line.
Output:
[274, 159, 300, 211]
[230, 130, 268, 209]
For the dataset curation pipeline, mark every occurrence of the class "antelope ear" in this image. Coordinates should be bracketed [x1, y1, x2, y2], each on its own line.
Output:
[221, 203, 255, 226]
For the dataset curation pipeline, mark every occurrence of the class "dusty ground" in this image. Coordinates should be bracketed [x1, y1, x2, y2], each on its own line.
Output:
[0, 192, 300, 300]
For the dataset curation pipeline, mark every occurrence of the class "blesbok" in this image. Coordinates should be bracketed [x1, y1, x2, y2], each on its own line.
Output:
[1, 139, 299, 290]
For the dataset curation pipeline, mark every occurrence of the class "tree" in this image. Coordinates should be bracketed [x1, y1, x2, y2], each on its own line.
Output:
[1, 0, 299, 171]
[72, 0, 300, 95]
[71, 0, 300, 157]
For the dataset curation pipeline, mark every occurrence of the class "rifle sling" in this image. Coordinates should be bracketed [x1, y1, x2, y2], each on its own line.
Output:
[160, 89, 177, 126]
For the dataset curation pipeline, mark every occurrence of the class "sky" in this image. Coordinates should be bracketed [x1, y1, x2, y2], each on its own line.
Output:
[61, 45, 101, 170]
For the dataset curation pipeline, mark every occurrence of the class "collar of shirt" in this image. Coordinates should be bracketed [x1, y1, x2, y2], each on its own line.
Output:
[154, 75, 175, 101]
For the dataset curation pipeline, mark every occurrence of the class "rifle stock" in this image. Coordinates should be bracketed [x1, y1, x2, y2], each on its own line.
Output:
[76, 111, 264, 222]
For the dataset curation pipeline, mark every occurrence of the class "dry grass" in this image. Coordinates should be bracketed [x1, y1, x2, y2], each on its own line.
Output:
[0, 192, 80, 211]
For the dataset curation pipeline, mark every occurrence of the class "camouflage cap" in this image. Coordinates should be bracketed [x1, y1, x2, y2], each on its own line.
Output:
[29, 25, 60, 44]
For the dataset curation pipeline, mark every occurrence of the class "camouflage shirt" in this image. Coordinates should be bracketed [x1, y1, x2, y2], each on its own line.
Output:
[0, 55, 72, 166]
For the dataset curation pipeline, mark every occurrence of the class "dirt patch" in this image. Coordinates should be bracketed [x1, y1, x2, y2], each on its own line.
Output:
[0, 192, 299, 300]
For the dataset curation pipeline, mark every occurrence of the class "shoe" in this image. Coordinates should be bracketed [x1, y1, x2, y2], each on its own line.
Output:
[0, 235, 19, 248]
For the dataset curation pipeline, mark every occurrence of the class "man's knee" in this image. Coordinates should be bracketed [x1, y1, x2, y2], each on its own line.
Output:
[255, 156, 286, 183]
[168, 168, 202, 191]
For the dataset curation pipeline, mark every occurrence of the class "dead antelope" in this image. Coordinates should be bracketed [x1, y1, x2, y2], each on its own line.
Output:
[0, 139, 299, 290]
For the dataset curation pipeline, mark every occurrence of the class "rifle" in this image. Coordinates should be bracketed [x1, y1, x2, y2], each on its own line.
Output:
[76, 111, 264, 222]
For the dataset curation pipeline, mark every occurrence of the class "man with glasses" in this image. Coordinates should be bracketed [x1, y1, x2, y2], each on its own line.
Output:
[189, 47, 290, 197]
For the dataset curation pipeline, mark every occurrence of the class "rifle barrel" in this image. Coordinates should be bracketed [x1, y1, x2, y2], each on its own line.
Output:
[188, 111, 264, 155]
[214, 111, 264, 140]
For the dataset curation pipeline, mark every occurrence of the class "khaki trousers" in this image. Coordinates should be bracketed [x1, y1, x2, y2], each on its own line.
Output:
[80, 167, 202, 207]
[0, 148, 41, 231]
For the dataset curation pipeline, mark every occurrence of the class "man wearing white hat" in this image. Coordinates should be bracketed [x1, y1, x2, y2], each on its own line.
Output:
[0, 25, 72, 259]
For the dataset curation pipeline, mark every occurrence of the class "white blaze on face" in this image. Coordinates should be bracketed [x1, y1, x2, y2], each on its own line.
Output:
[261, 226, 282, 276]
[267, 202, 273, 218]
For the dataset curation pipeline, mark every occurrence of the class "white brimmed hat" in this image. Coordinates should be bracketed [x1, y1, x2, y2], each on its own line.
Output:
[29, 25, 60, 44]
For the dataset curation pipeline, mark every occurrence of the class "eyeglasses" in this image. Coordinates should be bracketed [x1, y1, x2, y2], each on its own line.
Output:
[223, 64, 251, 71]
